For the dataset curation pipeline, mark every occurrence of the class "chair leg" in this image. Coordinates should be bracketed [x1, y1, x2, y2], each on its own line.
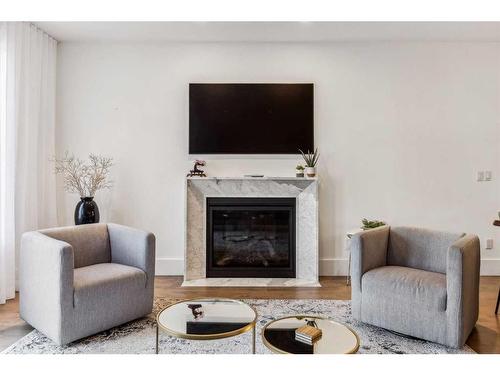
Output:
[346, 252, 351, 286]
[495, 287, 500, 315]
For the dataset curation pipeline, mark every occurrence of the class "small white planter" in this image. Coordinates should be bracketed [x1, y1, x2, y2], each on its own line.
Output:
[305, 167, 316, 177]
[295, 169, 304, 177]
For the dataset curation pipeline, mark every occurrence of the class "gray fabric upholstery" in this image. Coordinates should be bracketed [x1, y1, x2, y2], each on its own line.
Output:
[20, 223, 155, 345]
[350, 225, 390, 320]
[363, 266, 447, 311]
[40, 223, 111, 268]
[68, 263, 151, 344]
[108, 223, 156, 291]
[74, 263, 147, 305]
[446, 234, 480, 348]
[388, 226, 464, 274]
[361, 269, 448, 344]
[350, 225, 480, 348]
[19, 232, 74, 345]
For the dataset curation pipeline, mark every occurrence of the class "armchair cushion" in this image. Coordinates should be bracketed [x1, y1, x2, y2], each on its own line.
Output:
[40, 224, 111, 268]
[73, 263, 147, 307]
[66, 262, 151, 344]
[360, 265, 448, 344]
[362, 266, 447, 311]
[388, 226, 464, 274]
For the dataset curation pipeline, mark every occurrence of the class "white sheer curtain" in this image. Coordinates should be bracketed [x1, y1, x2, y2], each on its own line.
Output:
[0, 22, 57, 304]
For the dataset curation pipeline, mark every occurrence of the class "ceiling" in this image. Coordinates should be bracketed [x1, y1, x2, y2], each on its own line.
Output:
[35, 22, 500, 42]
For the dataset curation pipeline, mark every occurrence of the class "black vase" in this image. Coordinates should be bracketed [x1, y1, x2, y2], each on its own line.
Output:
[74, 197, 100, 225]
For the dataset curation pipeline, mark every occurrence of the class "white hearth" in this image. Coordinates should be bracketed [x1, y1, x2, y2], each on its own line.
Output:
[183, 177, 319, 287]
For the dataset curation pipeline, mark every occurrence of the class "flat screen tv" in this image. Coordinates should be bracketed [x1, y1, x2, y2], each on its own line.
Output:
[189, 83, 314, 154]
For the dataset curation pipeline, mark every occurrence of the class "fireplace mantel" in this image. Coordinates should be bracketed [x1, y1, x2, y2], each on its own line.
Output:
[183, 176, 319, 287]
[187, 176, 318, 181]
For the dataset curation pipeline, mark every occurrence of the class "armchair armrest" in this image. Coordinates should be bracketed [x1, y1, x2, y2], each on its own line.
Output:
[351, 225, 389, 279]
[107, 223, 156, 289]
[350, 225, 389, 319]
[19, 231, 74, 343]
[446, 234, 480, 347]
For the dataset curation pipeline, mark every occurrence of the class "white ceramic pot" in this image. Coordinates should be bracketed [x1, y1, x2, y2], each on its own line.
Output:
[305, 167, 316, 177]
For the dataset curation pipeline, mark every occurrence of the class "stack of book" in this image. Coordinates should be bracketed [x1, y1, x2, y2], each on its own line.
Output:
[295, 324, 322, 345]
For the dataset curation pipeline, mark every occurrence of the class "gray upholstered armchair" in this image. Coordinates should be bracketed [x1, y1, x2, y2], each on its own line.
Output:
[350, 225, 480, 348]
[20, 223, 155, 345]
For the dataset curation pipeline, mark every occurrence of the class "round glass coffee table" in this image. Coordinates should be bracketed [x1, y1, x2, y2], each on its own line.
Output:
[262, 315, 360, 354]
[156, 298, 257, 354]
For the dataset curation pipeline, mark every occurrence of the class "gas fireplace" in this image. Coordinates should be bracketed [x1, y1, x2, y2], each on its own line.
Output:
[206, 197, 296, 278]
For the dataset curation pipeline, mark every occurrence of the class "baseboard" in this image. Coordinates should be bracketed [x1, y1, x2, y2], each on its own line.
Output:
[318, 258, 349, 276]
[155, 257, 500, 276]
[480, 259, 500, 275]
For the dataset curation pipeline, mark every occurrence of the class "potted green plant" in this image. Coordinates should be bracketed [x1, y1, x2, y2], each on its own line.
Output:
[361, 218, 386, 230]
[295, 164, 305, 177]
[299, 148, 320, 177]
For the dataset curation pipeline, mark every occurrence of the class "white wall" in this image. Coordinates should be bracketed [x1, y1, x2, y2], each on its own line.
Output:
[56, 42, 500, 275]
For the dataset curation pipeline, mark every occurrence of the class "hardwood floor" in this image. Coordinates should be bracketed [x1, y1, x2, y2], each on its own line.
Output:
[1, 276, 498, 353]
[0, 296, 33, 351]
[465, 277, 500, 353]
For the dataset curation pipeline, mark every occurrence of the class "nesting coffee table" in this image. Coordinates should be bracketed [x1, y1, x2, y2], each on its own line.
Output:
[262, 315, 360, 354]
[155, 297, 257, 354]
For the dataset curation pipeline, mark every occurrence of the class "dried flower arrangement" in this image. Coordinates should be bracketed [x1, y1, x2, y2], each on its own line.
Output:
[53, 152, 113, 197]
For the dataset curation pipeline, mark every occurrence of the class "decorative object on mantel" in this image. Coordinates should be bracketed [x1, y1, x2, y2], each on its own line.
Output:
[360, 218, 386, 231]
[493, 211, 500, 227]
[295, 164, 305, 178]
[299, 148, 319, 177]
[53, 152, 113, 225]
[187, 159, 206, 177]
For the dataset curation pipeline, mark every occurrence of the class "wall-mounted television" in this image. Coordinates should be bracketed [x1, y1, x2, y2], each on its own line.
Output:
[189, 83, 314, 154]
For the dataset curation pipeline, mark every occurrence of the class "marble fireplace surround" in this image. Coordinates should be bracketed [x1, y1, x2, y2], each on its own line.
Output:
[183, 177, 320, 287]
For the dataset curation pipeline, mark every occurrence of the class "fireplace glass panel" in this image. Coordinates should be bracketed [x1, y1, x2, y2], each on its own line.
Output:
[207, 198, 296, 278]
[213, 209, 291, 268]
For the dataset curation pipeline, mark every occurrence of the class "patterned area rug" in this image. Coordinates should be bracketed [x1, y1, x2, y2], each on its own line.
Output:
[3, 298, 474, 354]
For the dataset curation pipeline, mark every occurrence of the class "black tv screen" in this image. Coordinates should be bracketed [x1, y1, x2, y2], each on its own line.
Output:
[189, 83, 314, 154]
